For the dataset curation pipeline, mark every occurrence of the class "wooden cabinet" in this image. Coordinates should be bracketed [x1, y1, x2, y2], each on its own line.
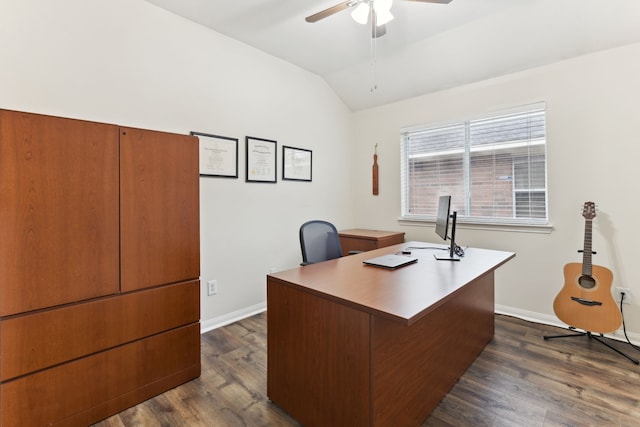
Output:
[338, 229, 405, 253]
[0, 110, 200, 426]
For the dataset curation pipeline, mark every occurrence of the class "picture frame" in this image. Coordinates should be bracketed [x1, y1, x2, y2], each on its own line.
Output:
[246, 136, 277, 183]
[282, 146, 312, 182]
[191, 131, 238, 178]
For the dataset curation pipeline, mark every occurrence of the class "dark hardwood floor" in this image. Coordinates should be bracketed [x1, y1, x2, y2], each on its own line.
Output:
[94, 313, 640, 426]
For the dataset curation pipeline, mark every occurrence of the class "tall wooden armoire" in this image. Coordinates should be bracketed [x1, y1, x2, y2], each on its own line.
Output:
[0, 109, 201, 426]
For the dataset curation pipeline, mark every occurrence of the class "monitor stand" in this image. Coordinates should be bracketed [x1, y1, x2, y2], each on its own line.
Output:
[434, 253, 460, 261]
[435, 211, 460, 261]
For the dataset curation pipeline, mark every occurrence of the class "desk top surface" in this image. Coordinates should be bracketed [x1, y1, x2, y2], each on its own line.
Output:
[268, 241, 515, 324]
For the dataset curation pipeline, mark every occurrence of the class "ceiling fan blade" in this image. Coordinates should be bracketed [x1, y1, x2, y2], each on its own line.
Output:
[305, 1, 353, 23]
[401, 0, 453, 3]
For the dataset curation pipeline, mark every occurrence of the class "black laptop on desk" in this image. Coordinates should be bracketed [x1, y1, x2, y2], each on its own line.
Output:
[363, 254, 418, 270]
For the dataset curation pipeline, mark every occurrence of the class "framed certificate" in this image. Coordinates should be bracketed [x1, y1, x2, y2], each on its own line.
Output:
[246, 136, 277, 183]
[191, 131, 238, 178]
[283, 146, 312, 182]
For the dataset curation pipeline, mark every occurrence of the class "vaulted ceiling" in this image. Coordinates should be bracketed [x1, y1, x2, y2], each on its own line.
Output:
[144, 0, 640, 111]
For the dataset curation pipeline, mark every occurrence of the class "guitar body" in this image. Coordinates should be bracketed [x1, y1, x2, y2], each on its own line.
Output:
[552, 201, 622, 333]
[553, 262, 621, 333]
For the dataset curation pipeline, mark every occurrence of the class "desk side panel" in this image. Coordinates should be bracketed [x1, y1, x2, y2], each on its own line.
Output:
[372, 271, 495, 426]
[267, 278, 371, 427]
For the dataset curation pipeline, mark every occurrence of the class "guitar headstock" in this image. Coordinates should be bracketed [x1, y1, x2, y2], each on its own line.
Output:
[582, 201, 596, 220]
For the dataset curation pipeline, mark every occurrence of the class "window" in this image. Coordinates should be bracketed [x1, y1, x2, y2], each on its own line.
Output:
[401, 103, 547, 225]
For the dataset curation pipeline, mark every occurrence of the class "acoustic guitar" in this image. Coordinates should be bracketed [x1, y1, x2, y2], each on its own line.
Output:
[552, 202, 622, 333]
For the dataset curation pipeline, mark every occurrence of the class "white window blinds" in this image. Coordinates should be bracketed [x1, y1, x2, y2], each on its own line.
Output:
[401, 103, 547, 225]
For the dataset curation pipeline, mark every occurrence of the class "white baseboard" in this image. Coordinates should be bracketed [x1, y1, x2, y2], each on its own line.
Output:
[200, 302, 640, 349]
[496, 304, 640, 346]
[200, 302, 266, 334]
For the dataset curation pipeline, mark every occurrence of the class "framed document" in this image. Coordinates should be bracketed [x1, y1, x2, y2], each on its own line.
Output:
[246, 136, 277, 183]
[191, 131, 238, 178]
[283, 146, 312, 182]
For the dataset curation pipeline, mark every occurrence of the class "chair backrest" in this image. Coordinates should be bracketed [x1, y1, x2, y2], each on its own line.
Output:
[299, 220, 343, 265]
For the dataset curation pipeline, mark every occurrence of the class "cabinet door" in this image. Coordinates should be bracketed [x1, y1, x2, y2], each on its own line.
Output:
[120, 127, 200, 291]
[0, 110, 120, 316]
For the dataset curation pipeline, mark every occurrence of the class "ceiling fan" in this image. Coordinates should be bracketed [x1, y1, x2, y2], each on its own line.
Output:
[305, 0, 453, 38]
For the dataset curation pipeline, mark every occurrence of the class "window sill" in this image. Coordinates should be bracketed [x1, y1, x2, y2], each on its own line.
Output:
[397, 217, 553, 234]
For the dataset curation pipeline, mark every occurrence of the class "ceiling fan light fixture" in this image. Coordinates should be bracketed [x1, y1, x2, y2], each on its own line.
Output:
[373, 0, 394, 26]
[374, 9, 393, 26]
[351, 2, 370, 25]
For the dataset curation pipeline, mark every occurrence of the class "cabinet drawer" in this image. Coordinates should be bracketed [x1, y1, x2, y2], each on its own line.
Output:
[0, 323, 200, 427]
[340, 236, 380, 252]
[338, 230, 405, 254]
[0, 280, 199, 381]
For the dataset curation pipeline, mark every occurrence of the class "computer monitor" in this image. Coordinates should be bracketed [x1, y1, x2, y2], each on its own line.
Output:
[435, 195, 450, 241]
[434, 195, 460, 261]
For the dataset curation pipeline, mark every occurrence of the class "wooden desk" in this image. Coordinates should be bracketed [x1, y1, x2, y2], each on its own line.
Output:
[338, 228, 405, 253]
[267, 242, 514, 427]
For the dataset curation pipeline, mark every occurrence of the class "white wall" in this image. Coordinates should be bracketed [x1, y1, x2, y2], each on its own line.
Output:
[4, 0, 640, 338]
[0, 0, 354, 329]
[351, 42, 640, 337]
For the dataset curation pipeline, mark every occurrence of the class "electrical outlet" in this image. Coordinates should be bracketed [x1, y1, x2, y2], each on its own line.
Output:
[207, 280, 217, 296]
[269, 267, 278, 274]
[614, 287, 631, 305]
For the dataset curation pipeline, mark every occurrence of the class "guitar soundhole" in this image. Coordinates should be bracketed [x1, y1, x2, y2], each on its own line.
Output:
[579, 275, 596, 289]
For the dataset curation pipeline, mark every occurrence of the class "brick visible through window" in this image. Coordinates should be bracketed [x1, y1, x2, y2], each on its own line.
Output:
[401, 103, 547, 225]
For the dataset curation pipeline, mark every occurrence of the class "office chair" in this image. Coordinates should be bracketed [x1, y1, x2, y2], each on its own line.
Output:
[299, 220, 343, 266]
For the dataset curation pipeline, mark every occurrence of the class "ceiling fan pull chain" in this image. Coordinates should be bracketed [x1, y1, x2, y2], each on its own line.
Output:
[370, 7, 378, 92]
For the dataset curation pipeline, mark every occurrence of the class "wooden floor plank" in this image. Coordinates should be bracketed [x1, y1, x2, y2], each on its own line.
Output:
[93, 313, 640, 426]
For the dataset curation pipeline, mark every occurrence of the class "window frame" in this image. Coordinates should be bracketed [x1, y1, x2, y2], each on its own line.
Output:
[399, 102, 550, 231]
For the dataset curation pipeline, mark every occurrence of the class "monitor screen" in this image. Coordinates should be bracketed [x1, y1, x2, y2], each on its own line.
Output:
[435, 195, 451, 241]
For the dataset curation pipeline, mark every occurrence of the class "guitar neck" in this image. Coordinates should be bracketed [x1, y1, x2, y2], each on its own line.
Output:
[582, 219, 593, 276]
